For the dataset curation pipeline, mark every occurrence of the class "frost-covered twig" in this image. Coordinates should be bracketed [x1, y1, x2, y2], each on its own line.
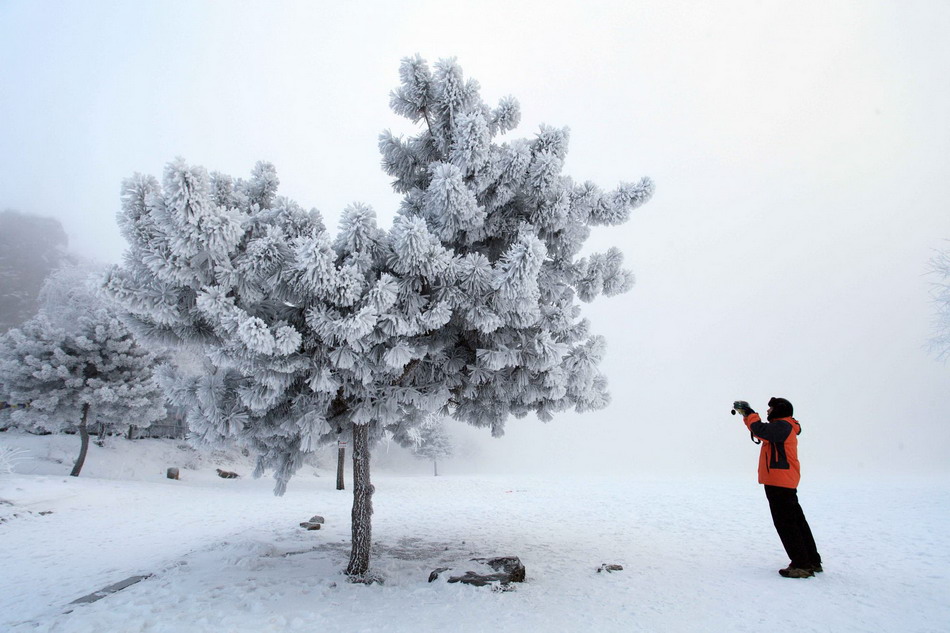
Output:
[0, 445, 29, 475]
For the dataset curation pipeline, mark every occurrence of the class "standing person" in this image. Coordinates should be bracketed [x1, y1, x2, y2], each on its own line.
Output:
[733, 397, 822, 578]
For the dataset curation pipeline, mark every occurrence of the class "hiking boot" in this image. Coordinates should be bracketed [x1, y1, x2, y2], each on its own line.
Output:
[806, 563, 823, 573]
[779, 566, 815, 578]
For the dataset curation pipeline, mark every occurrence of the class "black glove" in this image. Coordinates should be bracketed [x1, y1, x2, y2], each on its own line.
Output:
[732, 400, 755, 416]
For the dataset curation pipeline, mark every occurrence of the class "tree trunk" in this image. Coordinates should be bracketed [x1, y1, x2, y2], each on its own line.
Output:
[127, 425, 136, 440]
[70, 404, 91, 477]
[345, 424, 373, 576]
[336, 440, 346, 491]
[433, 459, 438, 477]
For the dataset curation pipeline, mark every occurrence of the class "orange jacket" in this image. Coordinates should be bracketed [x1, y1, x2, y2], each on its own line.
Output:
[743, 412, 801, 488]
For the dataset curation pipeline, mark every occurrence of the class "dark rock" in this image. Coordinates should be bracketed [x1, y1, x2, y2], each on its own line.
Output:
[436, 556, 526, 587]
[166, 467, 179, 480]
[216, 468, 240, 479]
[447, 571, 508, 587]
[597, 563, 624, 573]
[482, 556, 526, 583]
[428, 567, 450, 582]
[299, 515, 325, 530]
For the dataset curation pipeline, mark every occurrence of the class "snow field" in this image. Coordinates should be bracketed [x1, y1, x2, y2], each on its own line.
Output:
[1, 434, 948, 633]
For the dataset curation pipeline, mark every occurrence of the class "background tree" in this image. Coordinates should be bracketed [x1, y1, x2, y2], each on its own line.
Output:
[0, 268, 166, 475]
[36, 260, 107, 329]
[410, 416, 454, 476]
[0, 210, 69, 332]
[105, 56, 653, 577]
[930, 245, 950, 359]
[38, 261, 184, 442]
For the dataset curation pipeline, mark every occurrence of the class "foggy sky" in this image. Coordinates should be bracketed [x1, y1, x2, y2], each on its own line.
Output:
[2, 0, 948, 479]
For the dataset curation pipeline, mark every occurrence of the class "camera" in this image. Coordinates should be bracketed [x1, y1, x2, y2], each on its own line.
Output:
[731, 400, 751, 416]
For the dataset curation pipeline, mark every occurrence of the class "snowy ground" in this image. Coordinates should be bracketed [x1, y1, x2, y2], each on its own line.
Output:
[1, 432, 948, 633]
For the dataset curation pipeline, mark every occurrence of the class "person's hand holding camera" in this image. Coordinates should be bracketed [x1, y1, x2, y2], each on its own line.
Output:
[732, 400, 754, 416]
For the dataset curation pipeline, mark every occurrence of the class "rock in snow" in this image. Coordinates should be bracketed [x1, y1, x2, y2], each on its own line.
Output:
[300, 515, 326, 530]
[429, 556, 526, 587]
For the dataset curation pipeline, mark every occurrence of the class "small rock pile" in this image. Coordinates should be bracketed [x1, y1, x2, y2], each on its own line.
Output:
[299, 515, 325, 530]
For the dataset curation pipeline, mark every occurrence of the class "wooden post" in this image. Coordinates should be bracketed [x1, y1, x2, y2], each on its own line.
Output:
[336, 440, 346, 491]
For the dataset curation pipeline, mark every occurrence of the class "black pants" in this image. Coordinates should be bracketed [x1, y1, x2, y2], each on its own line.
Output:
[764, 485, 821, 568]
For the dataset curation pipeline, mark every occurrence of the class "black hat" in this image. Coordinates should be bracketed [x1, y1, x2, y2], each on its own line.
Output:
[767, 397, 793, 419]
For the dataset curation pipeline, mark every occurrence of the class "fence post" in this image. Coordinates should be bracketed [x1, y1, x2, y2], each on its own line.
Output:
[336, 440, 346, 491]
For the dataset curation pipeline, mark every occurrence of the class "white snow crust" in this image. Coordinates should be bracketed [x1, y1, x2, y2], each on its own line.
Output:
[1, 432, 947, 633]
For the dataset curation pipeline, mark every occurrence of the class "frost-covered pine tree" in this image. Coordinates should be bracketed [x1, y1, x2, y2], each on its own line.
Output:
[0, 270, 167, 475]
[410, 417, 454, 476]
[36, 262, 172, 442]
[105, 56, 653, 577]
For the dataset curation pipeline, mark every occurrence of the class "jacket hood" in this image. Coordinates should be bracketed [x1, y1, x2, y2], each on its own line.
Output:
[785, 417, 802, 435]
